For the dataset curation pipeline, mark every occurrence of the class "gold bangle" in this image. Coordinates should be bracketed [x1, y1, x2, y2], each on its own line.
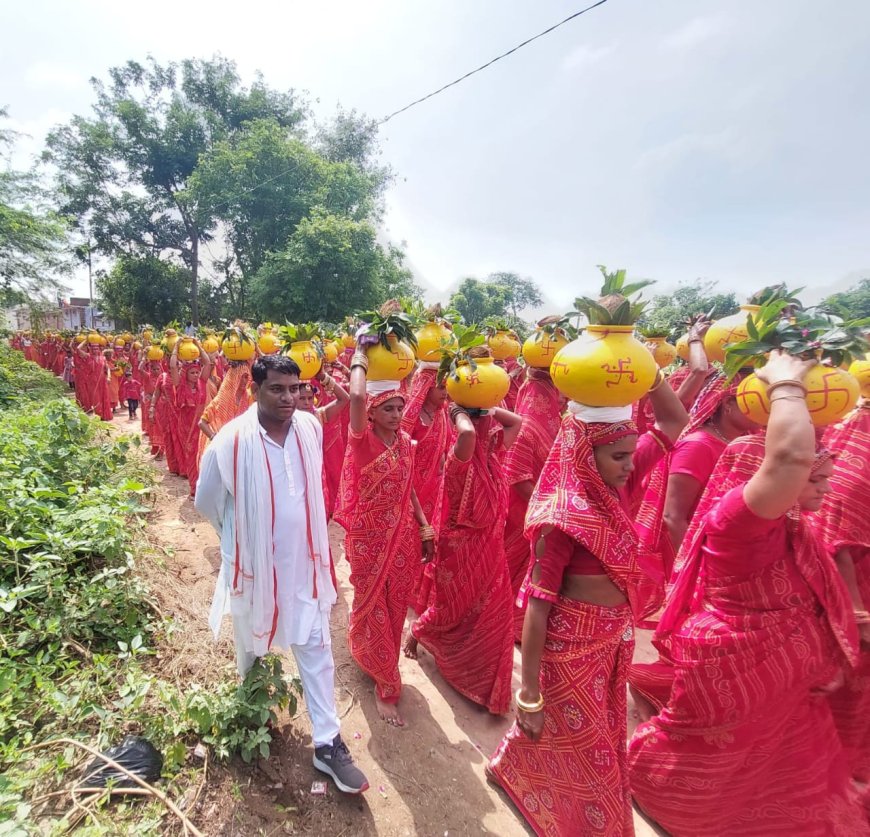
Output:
[350, 353, 368, 371]
[687, 338, 704, 345]
[515, 689, 544, 714]
[647, 371, 665, 393]
[766, 379, 808, 397]
[419, 525, 435, 542]
[769, 393, 805, 403]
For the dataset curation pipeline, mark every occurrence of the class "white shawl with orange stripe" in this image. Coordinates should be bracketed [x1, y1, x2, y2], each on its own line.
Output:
[201, 404, 335, 659]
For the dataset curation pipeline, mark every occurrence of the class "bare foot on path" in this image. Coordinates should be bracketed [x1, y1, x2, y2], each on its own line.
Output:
[402, 631, 419, 660]
[376, 693, 405, 727]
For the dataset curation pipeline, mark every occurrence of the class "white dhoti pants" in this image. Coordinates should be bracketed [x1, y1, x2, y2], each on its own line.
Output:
[235, 617, 341, 748]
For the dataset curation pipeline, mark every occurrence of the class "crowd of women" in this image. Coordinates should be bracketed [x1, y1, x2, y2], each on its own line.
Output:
[11, 307, 870, 836]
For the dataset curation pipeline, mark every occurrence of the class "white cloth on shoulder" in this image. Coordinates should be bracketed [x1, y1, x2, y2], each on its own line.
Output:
[204, 404, 335, 658]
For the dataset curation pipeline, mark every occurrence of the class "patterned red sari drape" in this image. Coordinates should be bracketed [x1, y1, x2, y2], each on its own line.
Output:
[412, 417, 514, 714]
[629, 437, 863, 836]
[818, 405, 870, 783]
[503, 373, 562, 641]
[335, 428, 418, 703]
[489, 598, 634, 837]
[175, 377, 208, 494]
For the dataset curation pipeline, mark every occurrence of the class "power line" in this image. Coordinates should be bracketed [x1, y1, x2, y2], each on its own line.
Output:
[378, 0, 611, 124]
[201, 1, 610, 214]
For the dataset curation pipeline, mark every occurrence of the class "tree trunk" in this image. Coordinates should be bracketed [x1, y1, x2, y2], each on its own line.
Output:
[190, 237, 199, 326]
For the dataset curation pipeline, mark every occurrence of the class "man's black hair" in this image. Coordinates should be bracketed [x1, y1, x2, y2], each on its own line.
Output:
[252, 354, 301, 385]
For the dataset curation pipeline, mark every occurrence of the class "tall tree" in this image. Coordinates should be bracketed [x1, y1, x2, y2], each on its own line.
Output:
[250, 208, 417, 322]
[0, 110, 69, 306]
[189, 117, 383, 318]
[822, 278, 870, 320]
[642, 280, 739, 336]
[96, 254, 191, 328]
[448, 277, 510, 324]
[487, 271, 543, 319]
[44, 56, 304, 323]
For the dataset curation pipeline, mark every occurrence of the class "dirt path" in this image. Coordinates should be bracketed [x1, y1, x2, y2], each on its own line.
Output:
[132, 415, 664, 836]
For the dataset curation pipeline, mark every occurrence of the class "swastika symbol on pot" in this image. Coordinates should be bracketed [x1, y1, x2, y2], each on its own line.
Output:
[809, 370, 851, 414]
[397, 355, 413, 372]
[302, 352, 315, 363]
[601, 359, 637, 387]
[466, 373, 480, 386]
[551, 360, 568, 376]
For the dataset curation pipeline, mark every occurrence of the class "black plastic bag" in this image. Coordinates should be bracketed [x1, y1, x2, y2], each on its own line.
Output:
[80, 735, 163, 789]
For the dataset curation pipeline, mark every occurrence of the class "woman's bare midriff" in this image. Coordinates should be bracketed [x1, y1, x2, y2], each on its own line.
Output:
[560, 573, 628, 607]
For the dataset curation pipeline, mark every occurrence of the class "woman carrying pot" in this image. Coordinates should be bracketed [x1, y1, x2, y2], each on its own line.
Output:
[405, 346, 523, 714]
[487, 360, 688, 836]
[628, 351, 866, 835]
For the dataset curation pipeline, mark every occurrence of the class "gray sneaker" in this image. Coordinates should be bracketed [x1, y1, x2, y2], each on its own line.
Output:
[313, 735, 369, 794]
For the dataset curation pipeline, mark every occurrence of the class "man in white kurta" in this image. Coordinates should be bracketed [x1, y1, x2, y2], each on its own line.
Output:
[195, 354, 368, 794]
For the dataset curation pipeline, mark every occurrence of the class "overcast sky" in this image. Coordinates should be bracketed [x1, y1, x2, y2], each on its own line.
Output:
[2, 0, 869, 308]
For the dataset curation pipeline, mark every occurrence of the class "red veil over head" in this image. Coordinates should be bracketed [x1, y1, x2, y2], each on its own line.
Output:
[524, 414, 645, 607]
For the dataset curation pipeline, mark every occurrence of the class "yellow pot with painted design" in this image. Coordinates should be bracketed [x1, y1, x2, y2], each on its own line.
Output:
[522, 329, 569, 369]
[446, 357, 510, 409]
[367, 335, 415, 382]
[704, 305, 761, 363]
[488, 330, 521, 361]
[550, 325, 658, 407]
[737, 366, 860, 427]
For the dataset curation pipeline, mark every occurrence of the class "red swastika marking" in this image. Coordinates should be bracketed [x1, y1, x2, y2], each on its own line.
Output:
[466, 373, 480, 386]
[302, 352, 315, 363]
[551, 360, 569, 376]
[398, 355, 413, 372]
[600, 358, 637, 388]
[541, 338, 556, 357]
[808, 370, 852, 414]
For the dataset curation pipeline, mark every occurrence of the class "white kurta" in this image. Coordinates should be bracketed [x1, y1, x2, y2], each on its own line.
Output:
[197, 417, 328, 651]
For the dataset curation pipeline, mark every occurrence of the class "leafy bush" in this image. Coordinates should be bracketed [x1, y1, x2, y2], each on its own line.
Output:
[0, 344, 65, 407]
[0, 351, 302, 834]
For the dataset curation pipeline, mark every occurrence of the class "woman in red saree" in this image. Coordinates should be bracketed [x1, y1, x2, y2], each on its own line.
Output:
[169, 339, 211, 497]
[630, 371, 756, 713]
[400, 364, 450, 612]
[406, 383, 523, 714]
[295, 371, 349, 519]
[196, 360, 254, 474]
[628, 353, 866, 836]
[106, 350, 122, 413]
[503, 367, 563, 641]
[817, 402, 870, 786]
[335, 349, 433, 726]
[151, 369, 180, 475]
[138, 356, 165, 457]
[74, 341, 112, 420]
[487, 371, 687, 837]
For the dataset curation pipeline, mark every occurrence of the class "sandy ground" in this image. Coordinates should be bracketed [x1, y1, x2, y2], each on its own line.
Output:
[135, 415, 665, 836]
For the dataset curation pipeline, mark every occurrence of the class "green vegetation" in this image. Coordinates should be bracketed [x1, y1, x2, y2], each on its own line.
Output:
[0, 346, 299, 834]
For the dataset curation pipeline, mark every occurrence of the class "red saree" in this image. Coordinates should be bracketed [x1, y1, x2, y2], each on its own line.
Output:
[175, 376, 208, 495]
[335, 425, 418, 704]
[400, 368, 449, 611]
[77, 351, 112, 420]
[139, 365, 163, 454]
[503, 371, 562, 641]
[154, 373, 181, 475]
[316, 386, 347, 520]
[489, 415, 668, 837]
[195, 363, 253, 473]
[628, 437, 864, 836]
[412, 416, 514, 714]
[500, 357, 523, 412]
[818, 404, 870, 783]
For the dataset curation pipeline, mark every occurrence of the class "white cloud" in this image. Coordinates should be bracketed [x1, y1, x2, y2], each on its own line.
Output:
[661, 16, 727, 51]
[23, 61, 87, 92]
[561, 43, 616, 72]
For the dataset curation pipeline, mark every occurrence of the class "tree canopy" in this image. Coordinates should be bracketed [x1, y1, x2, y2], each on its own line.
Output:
[0, 110, 69, 307]
[96, 254, 191, 329]
[822, 278, 870, 320]
[448, 273, 543, 325]
[641, 280, 739, 336]
[44, 56, 304, 323]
